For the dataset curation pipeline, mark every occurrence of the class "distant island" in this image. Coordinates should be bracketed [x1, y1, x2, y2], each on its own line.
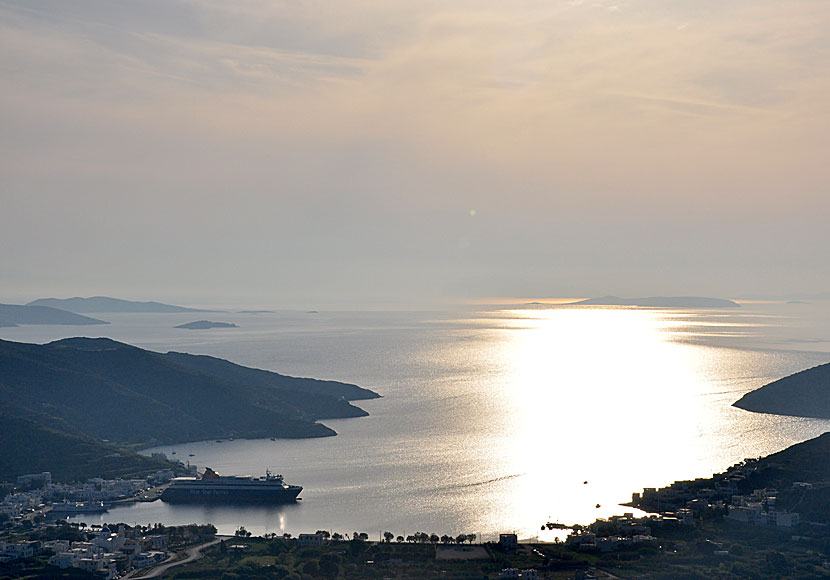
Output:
[27, 296, 210, 313]
[0, 303, 109, 327]
[566, 295, 740, 308]
[0, 337, 380, 466]
[175, 320, 238, 330]
[733, 362, 830, 418]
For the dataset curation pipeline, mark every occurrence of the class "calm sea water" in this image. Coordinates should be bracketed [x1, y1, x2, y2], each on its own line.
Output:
[4, 301, 830, 541]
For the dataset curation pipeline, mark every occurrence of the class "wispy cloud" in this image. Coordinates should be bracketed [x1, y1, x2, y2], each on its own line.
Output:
[1, 0, 829, 302]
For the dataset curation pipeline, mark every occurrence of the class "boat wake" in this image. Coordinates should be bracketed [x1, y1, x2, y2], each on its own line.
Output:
[443, 473, 525, 491]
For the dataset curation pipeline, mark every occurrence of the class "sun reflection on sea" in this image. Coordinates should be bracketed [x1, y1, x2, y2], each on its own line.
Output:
[469, 306, 813, 540]
[58, 303, 830, 540]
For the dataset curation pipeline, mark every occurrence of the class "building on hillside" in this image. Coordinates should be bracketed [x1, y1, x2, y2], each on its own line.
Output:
[298, 533, 324, 547]
[17, 472, 51, 486]
[499, 533, 518, 551]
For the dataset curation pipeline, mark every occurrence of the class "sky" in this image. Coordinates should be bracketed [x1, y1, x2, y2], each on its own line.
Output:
[2, 0, 829, 307]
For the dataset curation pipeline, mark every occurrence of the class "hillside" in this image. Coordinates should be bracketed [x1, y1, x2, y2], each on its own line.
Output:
[632, 431, 830, 523]
[27, 296, 208, 313]
[0, 304, 108, 327]
[0, 337, 379, 447]
[0, 413, 173, 482]
[737, 432, 830, 490]
[733, 362, 830, 418]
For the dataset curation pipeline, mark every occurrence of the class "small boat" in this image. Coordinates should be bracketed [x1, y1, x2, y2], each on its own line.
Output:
[51, 502, 108, 515]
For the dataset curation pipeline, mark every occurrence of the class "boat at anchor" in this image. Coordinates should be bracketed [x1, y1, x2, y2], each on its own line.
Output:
[160, 468, 302, 504]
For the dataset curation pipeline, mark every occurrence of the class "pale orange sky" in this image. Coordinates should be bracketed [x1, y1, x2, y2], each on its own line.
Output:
[1, 1, 829, 306]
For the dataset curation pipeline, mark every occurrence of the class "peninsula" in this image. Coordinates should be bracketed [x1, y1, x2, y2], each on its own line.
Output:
[0, 303, 108, 327]
[733, 361, 830, 418]
[567, 295, 740, 308]
[0, 337, 380, 452]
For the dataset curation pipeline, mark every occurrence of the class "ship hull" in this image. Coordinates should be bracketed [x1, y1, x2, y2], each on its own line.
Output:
[160, 485, 302, 504]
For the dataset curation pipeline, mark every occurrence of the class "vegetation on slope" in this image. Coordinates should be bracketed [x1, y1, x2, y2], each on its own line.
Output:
[0, 337, 379, 448]
[0, 413, 172, 482]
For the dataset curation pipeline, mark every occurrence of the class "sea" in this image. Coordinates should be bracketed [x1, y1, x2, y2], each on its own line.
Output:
[3, 300, 830, 541]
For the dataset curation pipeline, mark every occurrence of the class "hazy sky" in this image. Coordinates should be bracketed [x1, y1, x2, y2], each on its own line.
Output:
[2, 0, 829, 306]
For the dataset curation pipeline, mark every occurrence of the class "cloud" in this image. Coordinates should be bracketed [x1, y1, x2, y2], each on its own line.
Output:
[1, 0, 829, 302]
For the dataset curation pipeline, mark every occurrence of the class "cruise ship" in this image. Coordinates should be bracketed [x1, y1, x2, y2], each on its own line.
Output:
[160, 468, 302, 504]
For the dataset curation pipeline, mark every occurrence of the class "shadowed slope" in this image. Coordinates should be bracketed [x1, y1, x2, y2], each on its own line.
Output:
[0, 338, 379, 447]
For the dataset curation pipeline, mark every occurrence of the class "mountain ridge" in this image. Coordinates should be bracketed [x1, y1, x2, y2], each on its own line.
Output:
[27, 296, 210, 313]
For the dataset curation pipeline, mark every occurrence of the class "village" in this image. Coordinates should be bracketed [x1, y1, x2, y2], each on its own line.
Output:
[3, 452, 830, 579]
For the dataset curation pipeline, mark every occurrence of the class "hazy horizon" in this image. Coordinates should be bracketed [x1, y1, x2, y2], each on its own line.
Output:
[3, 1, 829, 305]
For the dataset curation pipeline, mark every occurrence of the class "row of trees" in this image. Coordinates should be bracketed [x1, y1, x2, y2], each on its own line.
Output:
[398, 531, 477, 545]
[239, 527, 478, 545]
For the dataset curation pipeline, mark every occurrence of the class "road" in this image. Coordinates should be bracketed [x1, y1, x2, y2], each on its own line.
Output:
[126, 536, 228, 579]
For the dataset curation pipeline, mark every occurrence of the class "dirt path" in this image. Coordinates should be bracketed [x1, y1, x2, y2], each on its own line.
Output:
[127, 536, 228, 578]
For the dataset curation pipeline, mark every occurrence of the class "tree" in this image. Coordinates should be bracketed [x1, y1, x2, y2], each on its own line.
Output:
[316, 530, 331, 541]
[319, 558, 340, 579]
[332, 532, 343, 542]
[467, 533, 476, 544]
[383, 531, 394, 543]
[456, 534, 467, 545]
[396, 535, 404, 543]
[440, 535, 451, 544]
[430, 533, 439, 544]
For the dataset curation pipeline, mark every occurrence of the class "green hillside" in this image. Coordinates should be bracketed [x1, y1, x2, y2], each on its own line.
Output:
[0, 337, 379, 447]
[0, 413, 172, 482]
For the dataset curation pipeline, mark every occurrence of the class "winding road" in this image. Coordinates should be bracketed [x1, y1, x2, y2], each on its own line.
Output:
[127, 536, 228, 579]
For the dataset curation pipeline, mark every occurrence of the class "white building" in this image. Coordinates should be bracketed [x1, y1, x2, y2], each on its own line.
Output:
[297, 533, 324, 547]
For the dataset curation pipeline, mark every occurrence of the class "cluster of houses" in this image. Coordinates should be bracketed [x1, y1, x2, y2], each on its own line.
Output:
[499, 567, 538, 579]
[565, 513, 659, 553]
[0, 539, 40, 562]
[726, 487, 803, 528]
[0, 469, 178, 523]
[47, 525, 169, 579]
[0, 525, 170, 578]
[628, 457, 805, 531]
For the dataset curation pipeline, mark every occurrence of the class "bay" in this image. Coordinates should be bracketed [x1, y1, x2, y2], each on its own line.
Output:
[3, 301, 830, 541]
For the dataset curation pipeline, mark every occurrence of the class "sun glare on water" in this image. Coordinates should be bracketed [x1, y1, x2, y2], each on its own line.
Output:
[472, 306, 748, 537]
